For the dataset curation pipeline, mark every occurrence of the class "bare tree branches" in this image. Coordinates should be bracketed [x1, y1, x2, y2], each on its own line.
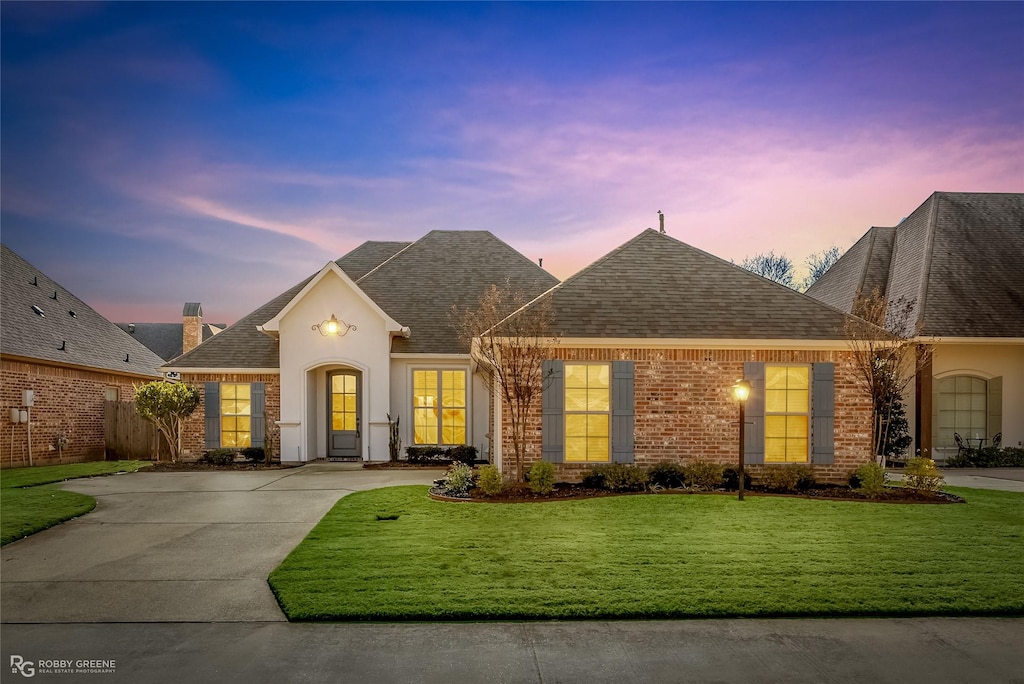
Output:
[451, 281, 557, 482]
[740, 251, 795, 288]
[802, 246, 843, 290]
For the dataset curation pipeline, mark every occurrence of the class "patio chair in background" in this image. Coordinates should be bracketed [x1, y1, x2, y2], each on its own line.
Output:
[954, 432, 967, 457]
[992, 432, 1002, 449]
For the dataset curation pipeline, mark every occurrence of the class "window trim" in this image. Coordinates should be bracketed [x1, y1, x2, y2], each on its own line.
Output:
[410, 366, 470, 446]
[563, 361, 611, 463]
[764, 363, 811, 464]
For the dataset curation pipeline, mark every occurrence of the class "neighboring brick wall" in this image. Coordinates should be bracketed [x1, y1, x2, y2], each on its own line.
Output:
[0, 357, 150, 468]
[501, 347, 872, 484]
[179, 373, 281, 460]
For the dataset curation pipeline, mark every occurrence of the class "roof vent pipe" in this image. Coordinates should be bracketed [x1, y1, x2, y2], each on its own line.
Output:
[658, 210, 665, 234]
[539, 258, 543, 268]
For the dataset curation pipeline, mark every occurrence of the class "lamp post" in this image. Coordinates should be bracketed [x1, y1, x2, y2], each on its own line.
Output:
[733, 380, 751, 501]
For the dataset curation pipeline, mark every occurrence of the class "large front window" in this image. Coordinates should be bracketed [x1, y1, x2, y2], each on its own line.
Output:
[564, 363, 610, 462]
[765, 365, 809, 463]
[936, 376, 987, 447]
[221, 383, 251, 448]
[413, 369, 466, 445]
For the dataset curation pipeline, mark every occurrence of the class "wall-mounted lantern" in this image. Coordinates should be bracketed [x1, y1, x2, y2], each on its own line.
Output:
[312, 314, 357, 337]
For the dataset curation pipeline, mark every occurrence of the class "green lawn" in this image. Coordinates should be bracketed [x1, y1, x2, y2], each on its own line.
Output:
[269, 485, 1024, 621]
[1, 461, 150, 545]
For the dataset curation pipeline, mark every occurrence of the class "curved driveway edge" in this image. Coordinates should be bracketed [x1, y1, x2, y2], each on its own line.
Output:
[0, 464, 439, 623]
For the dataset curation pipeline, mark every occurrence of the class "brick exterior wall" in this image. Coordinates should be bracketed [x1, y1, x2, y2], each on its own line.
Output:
[501, 347, 872, 484]
[0, 357, 150, 468]
[182, 316, 202, 355]
[179, 373, 281, 460]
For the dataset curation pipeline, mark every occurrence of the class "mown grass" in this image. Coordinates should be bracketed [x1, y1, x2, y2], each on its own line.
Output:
[269, 485, 1024, 621]
[1, 460, 149, 545]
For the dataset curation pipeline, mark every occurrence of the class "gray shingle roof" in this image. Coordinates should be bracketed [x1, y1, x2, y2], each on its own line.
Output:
[116, 323, 225, 362]
[806, 192, 1024, 338]
[1, 244, 164, 377]
[334, 241, 411, 280]
[356, 231, 559, 354]
[519, 229, 856, 339]
[167, 231, 555, 368]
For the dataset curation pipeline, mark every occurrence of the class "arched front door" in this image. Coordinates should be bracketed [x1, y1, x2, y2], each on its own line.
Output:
[328, 370, 361, 459]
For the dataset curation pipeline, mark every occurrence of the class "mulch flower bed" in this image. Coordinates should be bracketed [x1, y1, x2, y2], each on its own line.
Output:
[430, 482, 965, 504]
[146, 461, 294, 472]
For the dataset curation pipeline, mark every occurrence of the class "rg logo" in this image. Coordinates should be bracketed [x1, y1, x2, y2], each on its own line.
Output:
[10, 655, 35, 678]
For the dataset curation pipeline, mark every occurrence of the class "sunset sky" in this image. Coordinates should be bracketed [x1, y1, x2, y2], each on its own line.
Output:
[2, 2, 1022, 325]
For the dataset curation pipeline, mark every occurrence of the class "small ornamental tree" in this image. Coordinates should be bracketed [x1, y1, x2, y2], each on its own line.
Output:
[134, 381, 201, 462]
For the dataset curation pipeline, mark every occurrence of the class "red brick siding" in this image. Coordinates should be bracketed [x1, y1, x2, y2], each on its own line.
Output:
[0, 358, 150, 468]
[179, 373, 281, 460]
[182, 316, 202, 355]
[501, 348, 872, 484]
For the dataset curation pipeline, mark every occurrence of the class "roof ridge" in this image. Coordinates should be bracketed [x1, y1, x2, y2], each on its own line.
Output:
[355, 239, 418, 284]
[916, 192, 941, 331]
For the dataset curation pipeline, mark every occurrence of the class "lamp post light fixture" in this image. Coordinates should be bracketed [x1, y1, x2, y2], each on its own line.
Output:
[732, 379, 751, 501]
[312, 314, 356, 337]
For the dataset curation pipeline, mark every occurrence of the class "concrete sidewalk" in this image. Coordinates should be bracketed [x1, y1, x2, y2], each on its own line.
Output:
[0, 464, 440, 623]
[940, 467, 1024, 491]
[3, 618, 1023, 683]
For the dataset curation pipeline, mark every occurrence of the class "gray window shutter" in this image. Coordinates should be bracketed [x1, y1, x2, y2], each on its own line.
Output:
[743, 362, 765, 464]
[251, 382, 266, 448]
[812, 363, 835, 465]
[611, 360, 635, 464]
[988, 376, 1002, 440]
[541, 360, 564, 463]
[205, 382, 220, 450]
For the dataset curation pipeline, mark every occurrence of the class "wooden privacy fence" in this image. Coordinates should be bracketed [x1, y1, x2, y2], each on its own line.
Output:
[104, 401, 170, 461]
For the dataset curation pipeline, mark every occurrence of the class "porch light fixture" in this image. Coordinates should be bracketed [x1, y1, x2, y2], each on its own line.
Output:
[313, 314, 356, 337]
[732, 379, 751, 501]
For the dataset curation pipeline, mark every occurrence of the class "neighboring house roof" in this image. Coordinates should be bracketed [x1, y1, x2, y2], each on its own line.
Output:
[1, 244, 164, 377]
[355, 231, 558, 354]
[116, 323, 225, 362]
[167, 231, 556, 369]
[807, 192, 1024, 338]
[515, 229, 856, 339]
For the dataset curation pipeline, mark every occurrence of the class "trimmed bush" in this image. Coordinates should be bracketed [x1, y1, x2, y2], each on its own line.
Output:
[904, 457, 944, 493]
[241, 447, 265, 463]
[759, 465, 815, 493]
[946, 446, 1024, 468]
[582, 464, 647, 492]
[201, 449, 236, 466]
[476, 465, 504, 496]
[684, 461, 724, 491]
[447, 445, 479, 466]
[527, 461, 556, 495]
[855, 462, 888, 498]
[440, 463, 474, 497]
[648, 462, 686, 489]
[722, 466, 752, 491]
[406, 446, 446, 464]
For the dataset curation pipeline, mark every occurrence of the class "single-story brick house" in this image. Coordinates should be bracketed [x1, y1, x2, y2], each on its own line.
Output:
[807, 192, 1024, 461]
[1, 244, 165, 467]
[117, 303, 226, 362]
[165, 228, 875, 482]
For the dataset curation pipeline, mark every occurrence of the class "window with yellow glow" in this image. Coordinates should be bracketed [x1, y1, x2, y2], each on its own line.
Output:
[764, 365, 809, 463]
[413, 369, 466, 445]
[564, 363, 610, 462]
[221, 383, 251, 448]
[331, 373, 358, 432]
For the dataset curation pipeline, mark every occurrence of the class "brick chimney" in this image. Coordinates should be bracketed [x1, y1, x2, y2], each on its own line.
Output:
[183, 303, 203, 355]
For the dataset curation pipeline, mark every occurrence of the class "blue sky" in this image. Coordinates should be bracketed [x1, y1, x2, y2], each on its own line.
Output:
[2, 2, 1022, 324]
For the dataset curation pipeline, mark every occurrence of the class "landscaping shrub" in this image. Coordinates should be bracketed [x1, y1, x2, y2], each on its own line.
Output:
[648, 462, 686, 489]
[946, 446, 1024, 468]
[406, 446, 446, 464]
[759, 465, 815, 493]
[440, 463, 474, 497]
[476, 465, 505, 496]
[722, 466, 752, 491]
[447, 445, 479, 466]
[241, 447, 265, 463]
[527, 461, 556, 495]
[201, 448, 236, 466]
[582, 464, 647, 492]
[855, 462, 888, 498]
[683, 461, 724, 491]
[904, 457, 944, 493]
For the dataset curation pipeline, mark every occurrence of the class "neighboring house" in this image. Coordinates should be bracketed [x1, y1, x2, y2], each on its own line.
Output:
[165, 228, 874, 482]
[117, 303, 225, 362]
[806, 191, 1024, 460]
[493, 229, 873, 482]
[164, 232, 558, 462]
[1, 244, 165, 467]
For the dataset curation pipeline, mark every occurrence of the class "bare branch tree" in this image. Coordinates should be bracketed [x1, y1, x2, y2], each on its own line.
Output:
[801, 246, 843, 290]
[452, 281, 557, 482]
[844, 289, 931, 463]
[740, 251, 795, 288]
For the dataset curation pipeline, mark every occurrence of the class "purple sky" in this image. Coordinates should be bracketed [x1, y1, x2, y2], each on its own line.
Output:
[2, 2, 1022, 325]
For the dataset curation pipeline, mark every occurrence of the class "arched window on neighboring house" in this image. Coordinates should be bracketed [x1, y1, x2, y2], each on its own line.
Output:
[934, 375, 1003, 455]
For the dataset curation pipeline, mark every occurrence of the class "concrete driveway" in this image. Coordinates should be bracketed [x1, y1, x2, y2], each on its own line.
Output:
[0, 464, 439, 623]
